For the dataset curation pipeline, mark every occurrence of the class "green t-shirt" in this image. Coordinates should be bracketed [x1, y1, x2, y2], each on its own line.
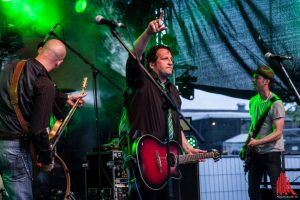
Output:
[249, 92, 285, 153]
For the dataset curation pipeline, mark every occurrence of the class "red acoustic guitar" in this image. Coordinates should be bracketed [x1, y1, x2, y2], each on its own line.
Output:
[132, 135, 220, 190]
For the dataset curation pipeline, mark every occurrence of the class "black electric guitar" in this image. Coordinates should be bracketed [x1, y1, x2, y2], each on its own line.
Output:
[242, 96, 279, 172]
[132, 134, 221, 190]
[242, 135, 255, 173]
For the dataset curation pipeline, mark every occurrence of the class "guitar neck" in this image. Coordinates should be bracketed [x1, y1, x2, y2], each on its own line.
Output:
[60, 98, 81, 133]
[61, 99, 80, 129]
[178, 152, 215, 164]
[51, 101, 80, 150]
[51, 82, 86, 150]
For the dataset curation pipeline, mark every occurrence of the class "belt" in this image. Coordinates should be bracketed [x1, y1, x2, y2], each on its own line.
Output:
[0, 130, 25, 140]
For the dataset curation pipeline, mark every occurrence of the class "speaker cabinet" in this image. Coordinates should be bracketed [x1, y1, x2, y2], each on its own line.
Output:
[176, 163, 200, 200]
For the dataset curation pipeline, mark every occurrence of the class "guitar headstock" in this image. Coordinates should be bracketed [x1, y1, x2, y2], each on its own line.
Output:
[212, 149, 221, 162]
[81, 77, 88, 94]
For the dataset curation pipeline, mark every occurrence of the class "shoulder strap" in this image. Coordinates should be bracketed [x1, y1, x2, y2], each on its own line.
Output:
[252, 96, 280, 138]
[9, 60, 29, 133]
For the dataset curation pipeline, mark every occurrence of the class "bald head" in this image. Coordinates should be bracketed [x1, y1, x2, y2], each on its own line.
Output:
[36, 39, 67, 71]
[42, 39, 66, 60]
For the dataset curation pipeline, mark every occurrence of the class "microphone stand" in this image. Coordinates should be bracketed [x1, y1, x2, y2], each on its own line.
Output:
[49, 31, 123, 198]
[109, 29, 205, 141]
[109, 28, 205, 200]
[165, 109, 173, 200]
[277, 61, 300, 105]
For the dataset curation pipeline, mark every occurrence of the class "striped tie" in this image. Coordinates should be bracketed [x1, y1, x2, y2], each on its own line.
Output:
[161, 83, 174, 140]
[167, 109, 174, 140]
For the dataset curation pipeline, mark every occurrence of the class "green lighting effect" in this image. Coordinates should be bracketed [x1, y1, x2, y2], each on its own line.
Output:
[75, 0, 87, 13]
[187, 135, 198, 148]
[2, 0, 62, 36]
[49, 114, 56, 129]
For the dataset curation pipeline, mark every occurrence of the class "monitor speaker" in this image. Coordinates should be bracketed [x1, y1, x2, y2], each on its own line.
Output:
[176, 163, 200, 200]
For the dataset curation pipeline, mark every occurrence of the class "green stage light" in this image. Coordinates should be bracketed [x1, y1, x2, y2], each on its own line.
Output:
[75, 0, 87, 13]
[2, 0, 62, 36]
[187, 135, 198, 148]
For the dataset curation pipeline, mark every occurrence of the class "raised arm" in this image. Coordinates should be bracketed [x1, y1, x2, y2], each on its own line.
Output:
[133, 11, 167, 60]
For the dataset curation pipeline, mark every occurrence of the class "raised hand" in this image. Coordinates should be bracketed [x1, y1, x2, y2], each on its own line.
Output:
[147, 11, 168, 34]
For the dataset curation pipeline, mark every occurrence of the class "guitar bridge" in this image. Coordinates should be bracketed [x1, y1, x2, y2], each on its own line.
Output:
[156, 151, 162, 173]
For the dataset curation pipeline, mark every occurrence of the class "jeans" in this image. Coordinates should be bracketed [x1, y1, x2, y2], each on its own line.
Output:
[248, 152, 281, 200]
[0, 140, 33, 200]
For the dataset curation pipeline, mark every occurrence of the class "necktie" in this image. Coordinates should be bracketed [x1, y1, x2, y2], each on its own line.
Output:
[161, 83, 174, 140]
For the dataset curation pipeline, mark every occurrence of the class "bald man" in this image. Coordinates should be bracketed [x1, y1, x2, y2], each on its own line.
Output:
[0, 39, 85, 199]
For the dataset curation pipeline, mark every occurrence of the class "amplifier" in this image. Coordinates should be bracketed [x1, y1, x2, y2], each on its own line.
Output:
[84, 150, 128, 200]
[176, 163, 200, 200]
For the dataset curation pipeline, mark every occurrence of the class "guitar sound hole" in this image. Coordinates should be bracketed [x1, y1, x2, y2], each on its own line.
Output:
[168, 154, 176, 167]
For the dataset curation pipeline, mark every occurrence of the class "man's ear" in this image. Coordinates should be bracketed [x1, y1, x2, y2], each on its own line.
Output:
[37, 47, 43, 54]
[149, 62, 155, 69]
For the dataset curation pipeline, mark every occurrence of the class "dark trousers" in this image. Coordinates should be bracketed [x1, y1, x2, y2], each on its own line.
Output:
[248, 152, 282, 200]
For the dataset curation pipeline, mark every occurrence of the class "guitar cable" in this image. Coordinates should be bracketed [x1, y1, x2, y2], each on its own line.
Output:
[132, 168, 143, 200]
[123, 153, 143, 200]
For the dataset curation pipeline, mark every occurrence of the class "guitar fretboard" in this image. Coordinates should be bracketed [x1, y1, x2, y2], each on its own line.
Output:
[178, 152, 215, 164]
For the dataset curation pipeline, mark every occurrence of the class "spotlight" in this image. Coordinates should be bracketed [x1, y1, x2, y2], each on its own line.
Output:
[186, 134, 199, 148]
[175, 69, 197, 100]
[178, 83, 195, 100]
[75, 0, 87, 13]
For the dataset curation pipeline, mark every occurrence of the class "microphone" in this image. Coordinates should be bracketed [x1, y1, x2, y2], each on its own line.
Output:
[95, 15, 126, 29]
[265, 52, 293, 61]
[37, 23, 59, 49]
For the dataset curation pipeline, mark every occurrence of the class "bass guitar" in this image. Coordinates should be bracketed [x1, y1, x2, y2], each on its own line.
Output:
[133, 134, 220, 190]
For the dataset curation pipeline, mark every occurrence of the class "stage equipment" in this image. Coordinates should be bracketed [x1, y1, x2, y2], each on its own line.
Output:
[84, 150, 128, 200]
[95, 16, 126, 29]
[265, 52, 293, 61]
[37, 23, 59, 48]
[175, 69, 197, 100]
[176, 163, 200, 200]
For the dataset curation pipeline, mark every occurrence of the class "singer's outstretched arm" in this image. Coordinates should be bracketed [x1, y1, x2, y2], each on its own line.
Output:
[133, 11, 167, 60]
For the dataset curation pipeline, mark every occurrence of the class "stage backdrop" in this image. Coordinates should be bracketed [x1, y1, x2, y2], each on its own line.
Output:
[169, 0, 300, 102]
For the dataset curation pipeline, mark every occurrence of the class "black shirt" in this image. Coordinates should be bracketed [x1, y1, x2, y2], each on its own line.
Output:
[120, 56, 182, 150]
[0, 58, 67, 164]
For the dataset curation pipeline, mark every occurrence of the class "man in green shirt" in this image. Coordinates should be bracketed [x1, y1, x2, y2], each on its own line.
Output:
[240, 65, 285, 200]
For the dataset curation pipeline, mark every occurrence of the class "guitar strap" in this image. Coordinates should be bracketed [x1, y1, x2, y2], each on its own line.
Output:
[9, 60, 40, 179]
[250, 95, 280, 140]
[9, 60, 64, 131]
[9, 60, 29, 133]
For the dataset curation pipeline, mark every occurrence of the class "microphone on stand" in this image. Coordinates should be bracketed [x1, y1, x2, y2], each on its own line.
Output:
[265, 52, 293, 61]
[37, 23, 59, 49]
[95, 15, 127, 29]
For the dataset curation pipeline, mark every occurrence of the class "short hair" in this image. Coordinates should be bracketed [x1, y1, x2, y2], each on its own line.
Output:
[145, 45, 172, 70]
[253, 65, 274, 80]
